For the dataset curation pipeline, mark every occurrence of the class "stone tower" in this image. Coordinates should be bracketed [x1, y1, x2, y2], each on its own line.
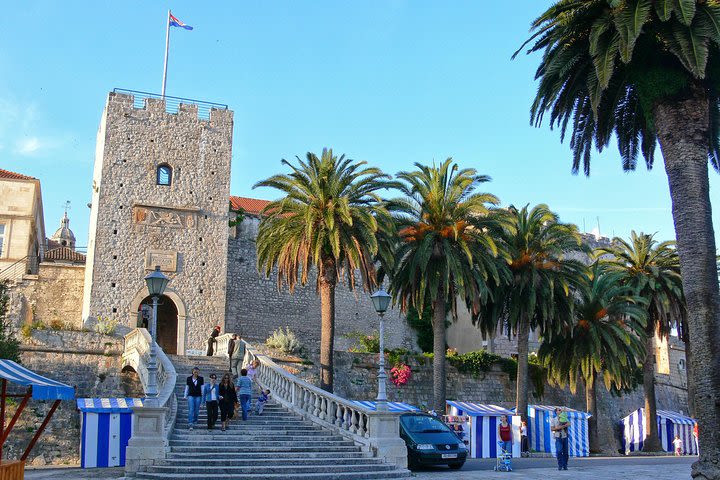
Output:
[82, 91, 233, 354]
[50, 211, 76, 249]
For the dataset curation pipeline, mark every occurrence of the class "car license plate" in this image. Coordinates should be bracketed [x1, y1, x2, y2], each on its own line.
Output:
[441, 453, 457, 459]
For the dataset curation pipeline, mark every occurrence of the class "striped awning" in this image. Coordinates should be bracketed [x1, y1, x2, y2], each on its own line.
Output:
[0, 359, 75, 400]
[529, 404, 592, 418]
[446, 401, 515, 416]
[352, 401, 419, 412]
[77, 398, 144, 413]
[657, 409, 695, 425]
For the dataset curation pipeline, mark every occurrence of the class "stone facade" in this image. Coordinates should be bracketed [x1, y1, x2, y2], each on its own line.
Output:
[81, 92, 233, 354]
[225, 217, 418, 354]
[332, 351, 689, 454]
[3, 330, 138, 466]
[7, 263, 85, 328]
[0, 172, 45, 277]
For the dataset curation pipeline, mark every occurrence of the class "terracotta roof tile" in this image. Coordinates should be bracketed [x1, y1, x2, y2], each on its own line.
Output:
[229, 196, 271, 216]
[0, 168, 36, 181]
[43, 247, 86, 264]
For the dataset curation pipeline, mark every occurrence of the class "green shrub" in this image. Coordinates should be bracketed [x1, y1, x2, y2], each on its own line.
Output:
[95, 317, 119, 335]
[265, 327, 302, 354]
[0, 281, 20, 362]
[345, 331, 381, 353]
[406, 306, 434, 353]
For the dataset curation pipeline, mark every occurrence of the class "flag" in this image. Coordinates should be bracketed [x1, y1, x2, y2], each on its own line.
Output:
[169, 13, 193, 30]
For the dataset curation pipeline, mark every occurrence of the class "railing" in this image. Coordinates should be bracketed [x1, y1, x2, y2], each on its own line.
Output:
[113, 88, 229, 120]
[0, 255, 39, 282]
[122, 328, 178, 436]
[213, 333, 407, 468]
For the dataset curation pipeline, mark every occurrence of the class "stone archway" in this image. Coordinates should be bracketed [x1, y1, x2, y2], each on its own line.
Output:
[129, 287, 187, 355]
[138, 295, 178, 354]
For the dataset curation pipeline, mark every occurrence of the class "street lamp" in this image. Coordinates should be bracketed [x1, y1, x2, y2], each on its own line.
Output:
[143, 266, 170, 407]
[370, 288, 392, 412]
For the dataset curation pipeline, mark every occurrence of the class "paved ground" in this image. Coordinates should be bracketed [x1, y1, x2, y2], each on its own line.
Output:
[24, 456, 696, 479]
[412, 455, 696, 479]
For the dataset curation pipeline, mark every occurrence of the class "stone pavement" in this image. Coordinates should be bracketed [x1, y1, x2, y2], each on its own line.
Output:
[412, 456, 695, 479]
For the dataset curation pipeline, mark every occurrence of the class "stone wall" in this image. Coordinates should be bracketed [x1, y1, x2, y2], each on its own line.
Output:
[3, 330, 137, 466]
[7, 263, 85, 329]
[225, 217, 418, 357]
[332, 351, 689, 454]
[82, 91, 233, 354]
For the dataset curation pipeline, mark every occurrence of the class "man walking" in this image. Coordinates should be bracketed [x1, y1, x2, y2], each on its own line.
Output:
[183, 367, 203, 430]
[550, 407, 570, 470]
[228, 333, 237, 371]
[230, 334, 244, 378]
[203, 374, 220, 430]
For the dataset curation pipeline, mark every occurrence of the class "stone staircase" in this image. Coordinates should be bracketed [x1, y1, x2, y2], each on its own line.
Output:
[133, 355, 409, 479]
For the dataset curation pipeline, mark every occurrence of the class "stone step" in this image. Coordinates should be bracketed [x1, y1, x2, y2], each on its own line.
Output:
[144, 464, 398, 475]
[136, 471, 410, 479]
[169, 445, 363, 454]
[158, 458, 383, 467]
[168, 439, 356, 448]
[165, 451, 372, 460]
[170, 426, 324, 434]
[170, 433, 344, 442]
[175, 418, 308, 426]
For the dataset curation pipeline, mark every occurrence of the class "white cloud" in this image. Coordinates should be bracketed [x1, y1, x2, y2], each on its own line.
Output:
[15, 137, 41, 155]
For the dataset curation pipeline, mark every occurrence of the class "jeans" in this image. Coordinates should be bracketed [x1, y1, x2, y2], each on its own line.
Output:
[239, 394, 251, 421]
[256, 400, 266, 415]
[187, 395, 202, 425]
[206, 400, 218, 428]
[500, 440, 512, 454]
[555, 437, 569, 469]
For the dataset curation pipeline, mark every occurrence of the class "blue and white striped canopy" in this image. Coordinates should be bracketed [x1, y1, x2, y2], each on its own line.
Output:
[77, 398, 144, 413]
[352, 401, 419, 412]
[657, 409, 695, 425]
[446, 401, 515, 416]
[530, 405, 592, 418]
[0, 359, 74, 400]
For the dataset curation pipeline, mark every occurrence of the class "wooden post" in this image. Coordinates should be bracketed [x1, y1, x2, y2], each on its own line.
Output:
[21, 399, 60, 462]
[0, 379, 6, 463]
[0, 388, 31, 445]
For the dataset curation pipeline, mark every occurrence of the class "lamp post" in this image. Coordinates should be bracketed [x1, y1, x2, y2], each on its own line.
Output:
[370, 288, 391, 412]
[143, 266, 170, 408]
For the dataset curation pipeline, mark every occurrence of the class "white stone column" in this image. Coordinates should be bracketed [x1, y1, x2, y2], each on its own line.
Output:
[124, 406, 168, 473]
[366, 411, 408, 469]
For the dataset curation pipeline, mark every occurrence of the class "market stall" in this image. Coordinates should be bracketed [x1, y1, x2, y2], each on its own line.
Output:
[621, 408, 697, 455]
[446, 401, 520, 458]
[526, 404, 591, 457]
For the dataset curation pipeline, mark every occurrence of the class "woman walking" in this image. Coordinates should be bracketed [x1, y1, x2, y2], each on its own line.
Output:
[237, 368, 253, 421]
[219, 373, 237, 431]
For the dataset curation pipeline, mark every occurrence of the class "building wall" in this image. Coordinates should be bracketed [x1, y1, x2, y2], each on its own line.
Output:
[0, 178, 44, 273]
[7, 263, 85, 328]
[224, 216, 418, 356]
[81, 92, 233, 353]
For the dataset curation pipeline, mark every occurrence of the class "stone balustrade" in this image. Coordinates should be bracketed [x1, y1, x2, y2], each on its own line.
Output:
[217, 334, 407, 468]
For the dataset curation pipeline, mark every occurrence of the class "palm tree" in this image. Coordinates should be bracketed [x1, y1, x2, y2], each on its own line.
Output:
[388, 159, 505, 412]
[477, 204, 586, 425]
[516, 2, 720, 474]
[599, 232, 686, 451]
[539, 263, 647, 453]
[254, 148, 394, 392]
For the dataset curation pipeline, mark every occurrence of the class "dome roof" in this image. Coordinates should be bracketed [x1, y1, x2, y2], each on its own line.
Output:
[51, 212, 76, 249]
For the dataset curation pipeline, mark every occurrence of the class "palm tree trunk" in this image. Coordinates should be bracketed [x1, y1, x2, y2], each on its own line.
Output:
[641, 332, 663, 451]
[318, 257, 337, 392]
[684, 334, 696, 418]
[655, 86, 720, 479]
[586, 375, 599, 454]
[515, 317, 530, 424]
[432, 295, 447, 413]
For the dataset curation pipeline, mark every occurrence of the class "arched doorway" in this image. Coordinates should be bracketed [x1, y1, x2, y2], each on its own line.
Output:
[137, 295, 178, 354]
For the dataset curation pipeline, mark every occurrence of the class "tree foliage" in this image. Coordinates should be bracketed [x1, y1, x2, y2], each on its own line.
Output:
[0, 281, 20, 362]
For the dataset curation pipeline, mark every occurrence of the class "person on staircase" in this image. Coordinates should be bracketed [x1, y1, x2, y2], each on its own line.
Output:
[183, 367, 204, 430]
[237, 368, 253, 421]
[230, 334, 245, 378]
[219, 373, 237, 431]
[203, 374, 220, 430]
[207, 326, 221, 356]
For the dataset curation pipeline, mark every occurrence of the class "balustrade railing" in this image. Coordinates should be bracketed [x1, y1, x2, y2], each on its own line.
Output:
[122, 328, 177, 436]
[214, 333, 406, 467]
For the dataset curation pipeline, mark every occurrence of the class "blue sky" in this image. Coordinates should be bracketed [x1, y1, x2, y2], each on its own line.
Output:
[1, 1, 718, 247]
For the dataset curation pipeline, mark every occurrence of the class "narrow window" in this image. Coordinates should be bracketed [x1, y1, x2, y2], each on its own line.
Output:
[0, 224, 5, 256]
[157, 164, 172, 186]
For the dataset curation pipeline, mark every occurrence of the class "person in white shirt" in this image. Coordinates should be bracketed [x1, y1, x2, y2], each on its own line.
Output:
[202, 374, 220, 430]
[549, 407, 570, 470]
[673, 435, 684, 456]
[520, 421, 528, 456]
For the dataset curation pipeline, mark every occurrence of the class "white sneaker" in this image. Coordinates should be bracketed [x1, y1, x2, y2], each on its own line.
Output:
[189, 425, 193, 430]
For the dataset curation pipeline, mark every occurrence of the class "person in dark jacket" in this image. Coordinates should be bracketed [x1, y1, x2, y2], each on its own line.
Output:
[227, 333, 238, 371]
[202, 374, 220, 430]
[183, 367, 203, 430]
[218, 373, 238, 431]
[206, 326, 221, 356]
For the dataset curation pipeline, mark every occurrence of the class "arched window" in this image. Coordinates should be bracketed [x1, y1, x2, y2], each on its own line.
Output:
[157, 164, 172, 186]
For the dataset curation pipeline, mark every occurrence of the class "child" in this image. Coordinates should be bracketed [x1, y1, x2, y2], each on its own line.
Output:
[256, 389, 270, 415]
[673, 435, 683, 456]
[558, 410, 569, 425]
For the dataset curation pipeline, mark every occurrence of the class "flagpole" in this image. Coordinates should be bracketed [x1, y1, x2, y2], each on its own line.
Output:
[161, 9, 170, 97]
